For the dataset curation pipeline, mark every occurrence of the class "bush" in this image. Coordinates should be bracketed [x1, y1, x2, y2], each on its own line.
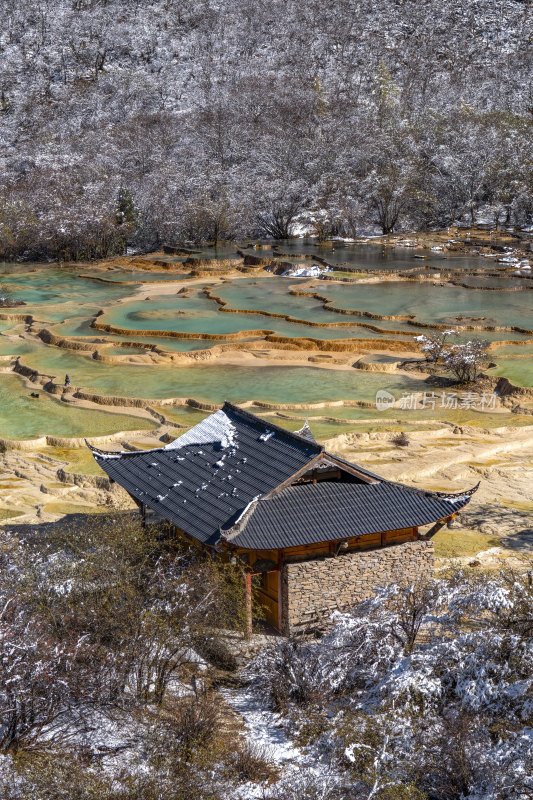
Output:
[248, 639, 329, 712]
[0, 518, 247, 755]
[249, 572, 533, 799]
[226, 740, 278, 784]
[391, 432, 410, 448]
[264, 772, 348, 800]
[194, 635, 238, 672]
[148, 695, 222, 765]
[14, 751, 118, 800]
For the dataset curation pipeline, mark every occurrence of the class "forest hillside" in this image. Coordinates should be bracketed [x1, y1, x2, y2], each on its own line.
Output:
[0, 0, 531, 257]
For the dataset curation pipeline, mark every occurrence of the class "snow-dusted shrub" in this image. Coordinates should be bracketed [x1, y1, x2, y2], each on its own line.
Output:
[250, 582, 442, 702]
[0, 755, 25, 799]
[249, 572, 533, 799]
[264, 771, 347, 800]
[247, 639, 330, 712]
[156, 694, 221, 763]
[414, 331, 457, 363]
[440, 339, 490, 384]
[0, 533, 90, 754]
[256, 194, 306, 240]
[414, 334, 489, 384]
[14, 751, 116, 800]
[0, 519, 247, 755]
[24, 517, 247, 707]
[226, 740, 278, 784]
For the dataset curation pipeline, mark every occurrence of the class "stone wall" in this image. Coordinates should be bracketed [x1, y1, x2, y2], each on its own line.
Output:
[282, 540, 434, 635]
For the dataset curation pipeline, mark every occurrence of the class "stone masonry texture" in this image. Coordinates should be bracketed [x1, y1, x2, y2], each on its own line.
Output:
[282, 541, 434, 635]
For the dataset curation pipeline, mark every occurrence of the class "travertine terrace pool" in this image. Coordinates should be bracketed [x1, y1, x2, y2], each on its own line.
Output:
[0, 242, 531, 442]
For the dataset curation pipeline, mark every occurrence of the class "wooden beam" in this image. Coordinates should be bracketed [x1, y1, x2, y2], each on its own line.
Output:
[265, 452, 378, 499]
[319, 453, 380, 484]
[265, 454, 328, 497]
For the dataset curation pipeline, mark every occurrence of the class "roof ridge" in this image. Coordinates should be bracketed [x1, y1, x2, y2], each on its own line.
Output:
[324, 451, 385, 481]
[222, 402, 323, 452]
[324, 450, 479, 500]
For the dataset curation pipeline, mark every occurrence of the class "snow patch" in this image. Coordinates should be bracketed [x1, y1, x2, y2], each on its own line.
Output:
[221, 688, 300, 765]
[443, 494, 470, 504]
[164, 409, 237, 451]
[232, 495, 261, 526]
[281, 264, 331, 278]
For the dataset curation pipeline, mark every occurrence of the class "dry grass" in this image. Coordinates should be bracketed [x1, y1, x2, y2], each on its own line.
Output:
[43, 501, 109, 515]
[328, 271, 367, 280]
[0, 508, 24, 521]
[40, 447, 106, 475]
[432, 528, 500, 558]
[226, 741, 279, 784]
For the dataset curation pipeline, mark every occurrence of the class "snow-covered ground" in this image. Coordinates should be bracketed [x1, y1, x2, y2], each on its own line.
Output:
[221, 687, 337, 799]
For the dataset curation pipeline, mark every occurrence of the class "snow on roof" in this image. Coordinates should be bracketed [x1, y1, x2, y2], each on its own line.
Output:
[443, 494, 471, 505]
[164, 409, 237, 451]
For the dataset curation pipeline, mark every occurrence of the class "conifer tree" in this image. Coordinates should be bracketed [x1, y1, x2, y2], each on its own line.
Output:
[115, 187, 138, 227]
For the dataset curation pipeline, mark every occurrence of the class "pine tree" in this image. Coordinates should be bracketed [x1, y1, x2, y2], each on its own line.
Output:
[115, 187, 138, 226]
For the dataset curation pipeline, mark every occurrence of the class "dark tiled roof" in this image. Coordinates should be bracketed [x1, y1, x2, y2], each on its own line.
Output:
[90, 402, 477, 549]
[227, 481, 474, 550]
[91, 403, 322, 544]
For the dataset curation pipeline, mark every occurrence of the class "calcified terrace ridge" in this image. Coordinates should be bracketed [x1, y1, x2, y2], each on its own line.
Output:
[0, 237, 532, 562]
[0, 236, 532, 451]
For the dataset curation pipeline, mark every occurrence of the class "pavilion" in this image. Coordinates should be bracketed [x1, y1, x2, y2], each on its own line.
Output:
[88, 402, 478, 634]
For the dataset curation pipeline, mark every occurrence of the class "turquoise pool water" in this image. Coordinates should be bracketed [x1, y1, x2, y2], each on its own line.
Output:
[487, 358, 533, 387]
[206, 277, 533, 331]
[49, 319, 231, 351]
[186, 245, 242, 260]
[316, 281, 533, 328]
[19, 345, 426, 402]
[0, 258, 530, 439]
[0, 374, 155, 440]
[0, 337, 37, 356]
[0, 321, 19, 333]
[82, 270, 191, 282]
[103, 296, 396, 339]
[264, 240, 500, 272]
[0, 267, 133, 309]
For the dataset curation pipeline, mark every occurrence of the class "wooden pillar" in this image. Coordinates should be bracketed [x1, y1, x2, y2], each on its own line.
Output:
[245, 573, 252, 639]
[277, 549, 284, 634]
[277, 569, 283, 633]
